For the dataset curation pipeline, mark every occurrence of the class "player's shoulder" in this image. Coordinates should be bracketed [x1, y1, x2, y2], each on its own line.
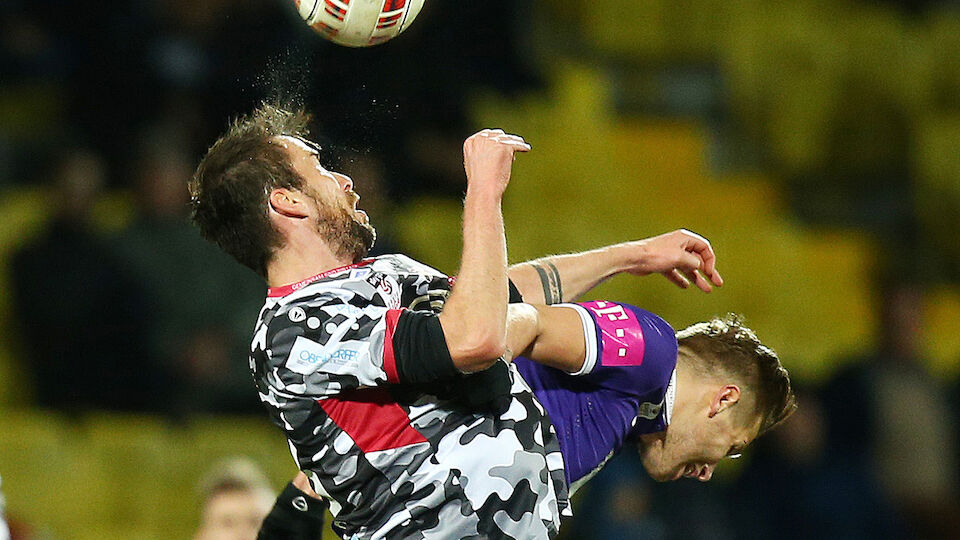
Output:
[270, 279, 355, 311]
[257, 280, 367, 339]
[624, 304, 678, 372]
[370, 253, 447, 278]
[581, 301, 678, 372]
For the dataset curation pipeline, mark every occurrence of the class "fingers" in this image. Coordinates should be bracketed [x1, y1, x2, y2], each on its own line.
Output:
[462, 129, 531, 196]
[468, 129, 532, 152]
[677, 250, 714, 293]
[664, 269, 690, 289]
[684, 268, 714, 293]
[503, 135, 532, 152]
[678, 229, 724, 288]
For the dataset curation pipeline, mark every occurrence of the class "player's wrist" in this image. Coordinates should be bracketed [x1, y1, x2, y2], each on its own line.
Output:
[602, 242, 643, 277]
[464, 185, 505, 206]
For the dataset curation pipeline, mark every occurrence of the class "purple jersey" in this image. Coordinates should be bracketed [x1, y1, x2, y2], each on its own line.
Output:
[514, 301, 677, 492]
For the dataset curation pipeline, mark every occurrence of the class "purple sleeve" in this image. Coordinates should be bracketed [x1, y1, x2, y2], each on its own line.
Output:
[514, 302, 677, 487]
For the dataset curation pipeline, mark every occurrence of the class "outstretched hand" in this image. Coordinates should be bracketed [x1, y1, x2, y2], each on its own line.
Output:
[624, 229, 724, 292]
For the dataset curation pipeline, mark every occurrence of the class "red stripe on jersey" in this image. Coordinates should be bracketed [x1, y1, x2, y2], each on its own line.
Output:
[382, 0, 406, 12]
[319, 388, 427, 452]
[382, 308, 404, 383]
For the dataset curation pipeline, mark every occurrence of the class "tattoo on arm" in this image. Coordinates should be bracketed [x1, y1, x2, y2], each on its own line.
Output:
[532, 260, 563, 304]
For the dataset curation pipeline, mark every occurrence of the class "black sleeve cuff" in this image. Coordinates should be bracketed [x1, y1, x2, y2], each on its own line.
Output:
[393, 311, 460, 383]
[257, 482, 327, 540]
[508, 279, 524, 304]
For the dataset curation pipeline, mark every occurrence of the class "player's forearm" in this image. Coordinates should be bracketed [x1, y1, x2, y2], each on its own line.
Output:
[509, 243, 634, 304]
[440, 191, 508, 372]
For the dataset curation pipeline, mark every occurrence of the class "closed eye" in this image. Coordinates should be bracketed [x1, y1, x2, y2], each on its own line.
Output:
[726, 444, 745, 459]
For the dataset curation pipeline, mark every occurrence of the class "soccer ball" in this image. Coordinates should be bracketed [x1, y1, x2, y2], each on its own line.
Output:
[294, 0, 426, 48]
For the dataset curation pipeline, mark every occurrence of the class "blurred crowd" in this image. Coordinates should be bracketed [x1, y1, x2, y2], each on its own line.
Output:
[3, 1, 960, 539]
[0, 0, 541, 416]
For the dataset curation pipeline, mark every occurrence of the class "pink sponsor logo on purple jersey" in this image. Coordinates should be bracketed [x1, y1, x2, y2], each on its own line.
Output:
[581, 300, 646, 367]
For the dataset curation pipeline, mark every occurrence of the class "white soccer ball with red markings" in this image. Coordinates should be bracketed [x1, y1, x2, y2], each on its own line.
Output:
[294, 0, 426, 48]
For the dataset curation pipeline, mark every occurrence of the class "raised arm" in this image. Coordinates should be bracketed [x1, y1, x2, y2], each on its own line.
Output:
[438, 129, 531, 373]
[508, 229, 724, 304]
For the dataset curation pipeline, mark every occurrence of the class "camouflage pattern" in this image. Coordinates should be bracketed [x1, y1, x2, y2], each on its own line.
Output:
[250, 254, 569, 539]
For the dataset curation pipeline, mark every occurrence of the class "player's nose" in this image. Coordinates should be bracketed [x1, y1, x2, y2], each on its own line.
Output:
[697, 464, 715, 482]
[334, 173, 354, 192]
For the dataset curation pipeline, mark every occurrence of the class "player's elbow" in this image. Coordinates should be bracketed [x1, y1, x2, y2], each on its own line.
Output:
[439, 313, 507, 372]
[448, 333, 506, 373]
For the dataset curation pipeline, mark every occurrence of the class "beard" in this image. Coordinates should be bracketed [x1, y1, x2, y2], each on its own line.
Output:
[315, 203, 376, 263]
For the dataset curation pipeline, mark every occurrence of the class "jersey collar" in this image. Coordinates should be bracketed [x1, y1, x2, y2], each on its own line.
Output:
[267, 259, 374, 297]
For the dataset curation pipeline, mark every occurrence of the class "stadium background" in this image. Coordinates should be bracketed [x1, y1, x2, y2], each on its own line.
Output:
[1, 0, 959, 538]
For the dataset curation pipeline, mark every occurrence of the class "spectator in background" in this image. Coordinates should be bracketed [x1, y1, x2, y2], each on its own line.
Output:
[9, 147, 157, 411]
[565, 449, 738, 540]
[194, 457, 275, 540]
[822, 280, 960, 539]
[733, 388, 906, 539]
[561, 451, 668, 540]
[113, 122, 264, 415]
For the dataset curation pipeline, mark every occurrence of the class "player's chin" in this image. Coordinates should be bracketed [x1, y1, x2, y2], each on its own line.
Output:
[645, 463, 682, 483]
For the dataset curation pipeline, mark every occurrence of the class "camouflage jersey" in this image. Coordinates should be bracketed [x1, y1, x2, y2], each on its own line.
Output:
[250, 254, 569, 539]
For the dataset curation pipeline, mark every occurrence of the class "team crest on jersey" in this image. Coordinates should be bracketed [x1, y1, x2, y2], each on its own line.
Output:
[371, 275, 401, 308]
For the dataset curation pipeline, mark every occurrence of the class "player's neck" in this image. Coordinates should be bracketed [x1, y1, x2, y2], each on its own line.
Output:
[266, 237, 354, 289]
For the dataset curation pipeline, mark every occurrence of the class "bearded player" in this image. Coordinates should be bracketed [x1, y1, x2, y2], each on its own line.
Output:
[190, 105, 794, 539]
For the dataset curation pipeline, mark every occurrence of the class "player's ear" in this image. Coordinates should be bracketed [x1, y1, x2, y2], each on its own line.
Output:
[269, 188, 309, 219]
[708, 384, 741, 417]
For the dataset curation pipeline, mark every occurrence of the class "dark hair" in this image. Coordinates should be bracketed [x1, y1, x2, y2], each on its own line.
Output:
[676, 314, 797, 435]
[189, 104, 311, 277]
